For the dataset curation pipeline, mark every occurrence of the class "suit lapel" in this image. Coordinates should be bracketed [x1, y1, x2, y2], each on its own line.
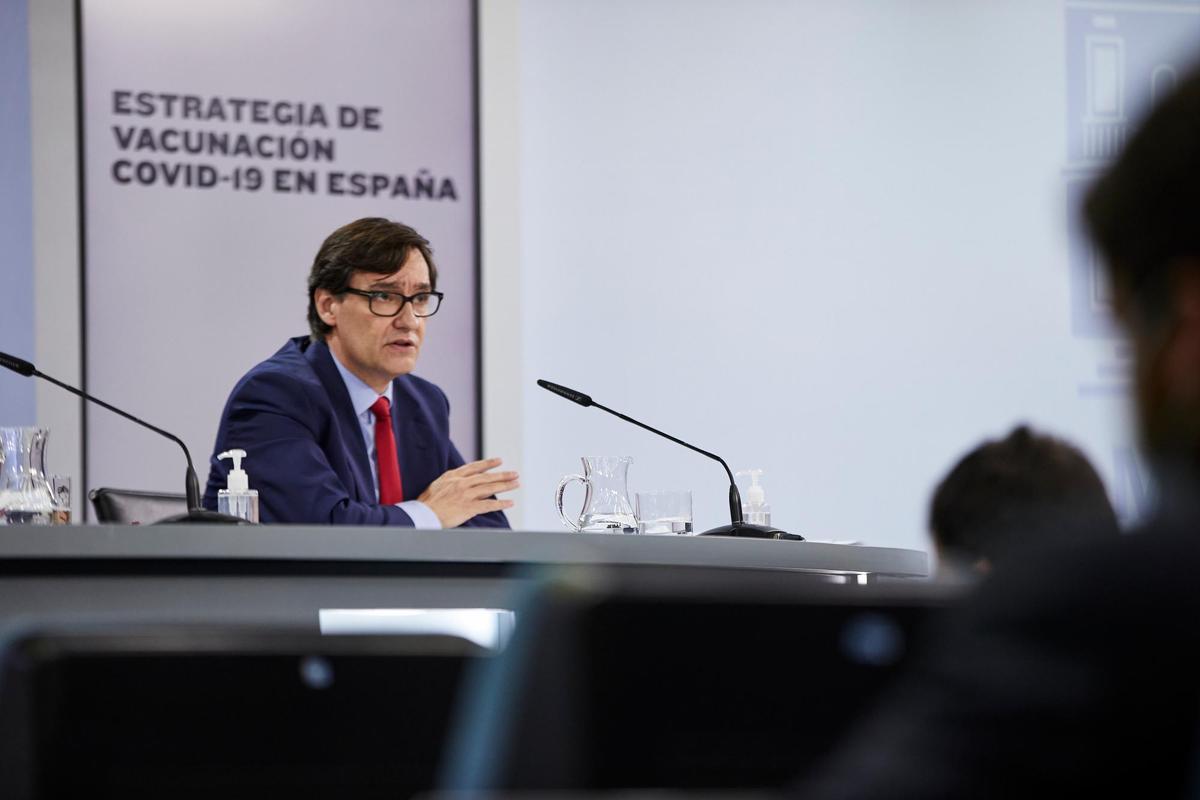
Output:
[392, 376, 432, 501]
[305, 339, 375, 501]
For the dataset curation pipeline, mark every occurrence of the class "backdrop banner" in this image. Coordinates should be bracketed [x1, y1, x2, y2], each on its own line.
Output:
[81, 0, 479, 502]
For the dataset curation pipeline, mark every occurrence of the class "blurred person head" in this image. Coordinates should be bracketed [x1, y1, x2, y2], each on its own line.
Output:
[930, 425, 1120, 573]
[306, 218, 441, 392]
[1085, 68, 1200, 474]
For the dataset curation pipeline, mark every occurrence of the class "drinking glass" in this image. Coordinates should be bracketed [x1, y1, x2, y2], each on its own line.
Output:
[50, 475, 71, 524]
[636, 490, 694, 535]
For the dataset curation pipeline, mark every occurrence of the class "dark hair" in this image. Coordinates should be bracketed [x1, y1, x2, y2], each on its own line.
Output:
[1084, 61, 1200, 323]
[306, 218, 438, 340]
[930, 425, 1119, 566]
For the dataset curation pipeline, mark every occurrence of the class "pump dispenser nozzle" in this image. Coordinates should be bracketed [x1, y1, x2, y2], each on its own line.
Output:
[742, 469, 765, 505]
[735, 469, 771, 527]
[218, 449, 249, 492]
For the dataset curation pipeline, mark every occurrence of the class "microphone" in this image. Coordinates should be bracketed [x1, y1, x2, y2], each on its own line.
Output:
[0, 351, 35, 377]
[537, 379, 799, 539]
[0, 350, 246, 524]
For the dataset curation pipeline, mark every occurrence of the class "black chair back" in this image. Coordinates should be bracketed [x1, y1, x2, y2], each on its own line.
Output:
[0, 626, 487, 799]
[444, 566, 950, 793]
[88, 487, 188, 524]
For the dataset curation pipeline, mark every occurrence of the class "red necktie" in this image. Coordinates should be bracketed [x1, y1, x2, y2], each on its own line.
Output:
[369, 396, 404, 505]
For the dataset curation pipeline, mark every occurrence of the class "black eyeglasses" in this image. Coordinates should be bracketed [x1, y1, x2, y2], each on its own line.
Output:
[340, 288, 444, 318]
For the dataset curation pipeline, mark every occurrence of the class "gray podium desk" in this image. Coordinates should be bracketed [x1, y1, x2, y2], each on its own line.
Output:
[0, 526, 929, 631]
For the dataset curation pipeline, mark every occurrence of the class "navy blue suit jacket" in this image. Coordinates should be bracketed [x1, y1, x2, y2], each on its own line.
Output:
[203, 336, 509, 528]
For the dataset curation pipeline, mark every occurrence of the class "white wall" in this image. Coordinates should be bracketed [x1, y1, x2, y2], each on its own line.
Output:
[506, 0, 1199, 548]
[0, 0, 35, 427]
[480, 0, 526, 526]
[30, 0, 83, 522]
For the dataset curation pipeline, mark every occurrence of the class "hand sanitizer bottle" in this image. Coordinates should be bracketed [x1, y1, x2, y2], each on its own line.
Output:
[736, 469, 771, 527]
[217, 449, 259, 523]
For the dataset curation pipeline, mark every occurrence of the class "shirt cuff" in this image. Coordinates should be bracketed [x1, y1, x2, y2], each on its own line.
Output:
[397, 500, 442, 530]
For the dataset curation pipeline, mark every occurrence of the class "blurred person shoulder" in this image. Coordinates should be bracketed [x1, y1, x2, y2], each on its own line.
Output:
[967, 488, 1200, 633]
[796, 507, 1200, 800]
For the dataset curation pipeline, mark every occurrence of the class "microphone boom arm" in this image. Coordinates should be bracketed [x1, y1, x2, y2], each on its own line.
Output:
[591, 401, 744, 525]
[537, 377, 797, 537]
[0, 348, 246, 523]
[33, 369, 202, 511]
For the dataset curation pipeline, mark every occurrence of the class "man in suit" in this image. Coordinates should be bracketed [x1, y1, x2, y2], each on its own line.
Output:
[203, 217, 515, 527]
[796, 59, 1200, 798]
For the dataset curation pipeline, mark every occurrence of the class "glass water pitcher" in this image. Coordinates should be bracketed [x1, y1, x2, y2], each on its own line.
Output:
[0, 426, 57, 525]
[555, 456, 637, 533]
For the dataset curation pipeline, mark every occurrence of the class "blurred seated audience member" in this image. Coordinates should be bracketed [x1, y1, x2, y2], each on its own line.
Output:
[795, 56, 1200, 799]
[930, 424, 1120, 576]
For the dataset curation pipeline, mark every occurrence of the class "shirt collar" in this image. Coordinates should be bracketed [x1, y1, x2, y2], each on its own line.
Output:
[330, 351, 394, 420]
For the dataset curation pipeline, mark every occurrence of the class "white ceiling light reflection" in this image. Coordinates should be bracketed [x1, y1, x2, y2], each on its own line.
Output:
[317, 608, 516, 651]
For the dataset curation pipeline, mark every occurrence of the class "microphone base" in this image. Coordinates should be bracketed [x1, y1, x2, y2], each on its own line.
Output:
[155, 509, 254, 525]
[698, 522, 802, 540]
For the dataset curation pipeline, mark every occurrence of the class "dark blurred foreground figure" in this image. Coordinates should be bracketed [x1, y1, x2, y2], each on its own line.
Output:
[797, 62, 1200, 799]
[930, 424, 1120, 575]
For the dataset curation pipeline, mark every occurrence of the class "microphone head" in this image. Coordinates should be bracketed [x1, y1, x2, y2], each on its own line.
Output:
[537, 379, 593, 407]
[0, 351, 35, 377]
